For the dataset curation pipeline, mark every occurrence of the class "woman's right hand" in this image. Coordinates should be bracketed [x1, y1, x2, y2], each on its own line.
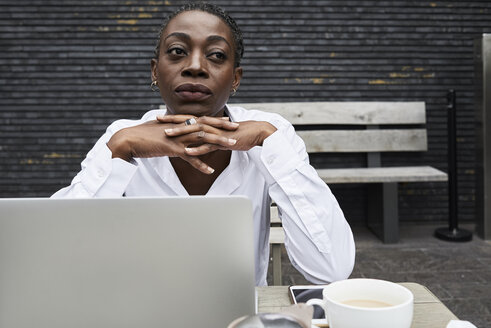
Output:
[106, 118, 238, 174]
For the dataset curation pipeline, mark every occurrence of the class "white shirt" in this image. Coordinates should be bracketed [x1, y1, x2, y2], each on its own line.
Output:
[52, 106, 355, 286]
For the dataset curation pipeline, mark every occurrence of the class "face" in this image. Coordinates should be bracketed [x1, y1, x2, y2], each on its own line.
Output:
[151, 10, 242, 117]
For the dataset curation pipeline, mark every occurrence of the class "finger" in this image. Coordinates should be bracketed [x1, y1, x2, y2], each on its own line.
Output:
[158, 114, 239, 130]
[163, 121, 221, 137]
[197, 130, 237, 147]
[156, 114, 194, 124]
[185, 144, 222, 156]
[173, 128, 236, 147]
[165, 121, 239, 139]
[180, 154, 215, 174]
[198, 116, 239, 130]
[164, 122, 205, 136]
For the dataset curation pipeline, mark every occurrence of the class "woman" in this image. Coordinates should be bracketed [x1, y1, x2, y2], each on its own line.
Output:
[53, 2, 355, 286]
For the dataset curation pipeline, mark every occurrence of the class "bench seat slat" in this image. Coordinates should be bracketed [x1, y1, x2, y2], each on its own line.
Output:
[269, 227, 285, 244]
[234, 102, 426, 125]
[317, 166, 448, 183]
[298, 129, 428, 153]
[270, 206, 280, 223]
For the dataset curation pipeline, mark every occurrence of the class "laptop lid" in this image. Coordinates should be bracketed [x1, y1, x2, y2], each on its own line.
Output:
[0, 196, 255, 328]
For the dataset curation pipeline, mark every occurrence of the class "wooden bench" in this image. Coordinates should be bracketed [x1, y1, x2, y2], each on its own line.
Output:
[234, 102, 448, 285]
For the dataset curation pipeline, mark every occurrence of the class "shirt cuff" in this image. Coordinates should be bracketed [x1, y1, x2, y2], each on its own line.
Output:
[79, 144, 138, 196]
[259, 129, 305, 184]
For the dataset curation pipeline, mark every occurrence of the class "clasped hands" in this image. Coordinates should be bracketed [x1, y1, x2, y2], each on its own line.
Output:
[107, 114, 277, 174]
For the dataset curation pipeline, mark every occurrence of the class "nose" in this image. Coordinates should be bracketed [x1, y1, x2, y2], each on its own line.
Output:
[182, 52, 208, 78]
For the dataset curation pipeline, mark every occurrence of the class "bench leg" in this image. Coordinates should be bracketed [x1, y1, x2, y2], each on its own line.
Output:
[367, 183, 399, 243]
[271, 244, 282, 285]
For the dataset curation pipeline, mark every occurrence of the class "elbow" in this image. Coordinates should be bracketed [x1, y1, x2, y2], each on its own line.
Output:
[330, 247, 356, 281]
[316, 250, 356, 283]
[293, 237, 356, 284]
[337, 237, 356, 280]
[329, 233, 356, 282]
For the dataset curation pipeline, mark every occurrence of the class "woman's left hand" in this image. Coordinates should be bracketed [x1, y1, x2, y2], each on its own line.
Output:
[157, 114, 277, 156]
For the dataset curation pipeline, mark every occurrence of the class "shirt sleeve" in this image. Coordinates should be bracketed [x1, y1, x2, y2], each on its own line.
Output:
[51, 123, 139, 198]
[249, 119, 356, 284]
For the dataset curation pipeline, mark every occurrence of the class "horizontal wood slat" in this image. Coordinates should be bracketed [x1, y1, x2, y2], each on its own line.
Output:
[234, 102, 426, 125]
[317, 166, 448, 184]
[298, 129, 428, 153]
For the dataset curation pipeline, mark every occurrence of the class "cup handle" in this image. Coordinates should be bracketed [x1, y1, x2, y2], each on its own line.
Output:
[306, 298, 324, 308]
[306, 298, 328, 325]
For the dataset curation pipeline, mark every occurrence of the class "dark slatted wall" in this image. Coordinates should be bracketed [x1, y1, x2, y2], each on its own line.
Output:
[1, 0, 490, 223]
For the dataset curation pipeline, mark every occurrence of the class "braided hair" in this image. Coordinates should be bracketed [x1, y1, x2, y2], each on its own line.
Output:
[154, 2, 244, 68]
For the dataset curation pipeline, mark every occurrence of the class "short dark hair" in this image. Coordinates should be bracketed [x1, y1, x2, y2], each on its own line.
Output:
[154, 2, 244, 67]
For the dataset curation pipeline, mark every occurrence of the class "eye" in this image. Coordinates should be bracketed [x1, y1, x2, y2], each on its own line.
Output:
[208, 51, 227, 61]
[167, 47, 186, 56]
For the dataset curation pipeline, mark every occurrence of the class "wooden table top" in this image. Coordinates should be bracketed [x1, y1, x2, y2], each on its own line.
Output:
[256, 282, 458, 328]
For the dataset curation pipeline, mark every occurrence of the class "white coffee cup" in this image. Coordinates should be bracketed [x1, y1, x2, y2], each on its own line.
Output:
[306, 278, 413, 328]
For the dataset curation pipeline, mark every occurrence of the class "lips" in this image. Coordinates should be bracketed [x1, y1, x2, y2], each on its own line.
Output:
[175, 83, 212, 101]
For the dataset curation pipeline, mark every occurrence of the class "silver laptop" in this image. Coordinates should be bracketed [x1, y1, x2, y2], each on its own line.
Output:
[0, 196, 256, 328]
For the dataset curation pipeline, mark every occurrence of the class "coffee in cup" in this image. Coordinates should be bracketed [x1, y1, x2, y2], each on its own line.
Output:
[306, 278, 413, 328]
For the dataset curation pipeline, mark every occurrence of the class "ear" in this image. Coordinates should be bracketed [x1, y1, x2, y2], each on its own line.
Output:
[232, 66, 243, 90]
[150, 58, 158, 82]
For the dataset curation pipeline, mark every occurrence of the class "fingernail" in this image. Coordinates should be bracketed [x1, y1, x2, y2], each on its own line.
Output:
[207, 167, 215, 174]
[157, 115, 164, 120]
[228, 138, 237, 145]
[164, 129, 173, 134]
[185, 147, 196, 153]
[230, 122, 239, 127]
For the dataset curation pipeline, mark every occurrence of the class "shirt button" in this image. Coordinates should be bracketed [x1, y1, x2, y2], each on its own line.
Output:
[97, 169, 105, 178]
[267, 157, 274, 165]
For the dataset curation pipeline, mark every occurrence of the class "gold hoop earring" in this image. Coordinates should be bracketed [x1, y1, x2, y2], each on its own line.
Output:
[231, 87, 237, 96]
[151, 80, 158, 92]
